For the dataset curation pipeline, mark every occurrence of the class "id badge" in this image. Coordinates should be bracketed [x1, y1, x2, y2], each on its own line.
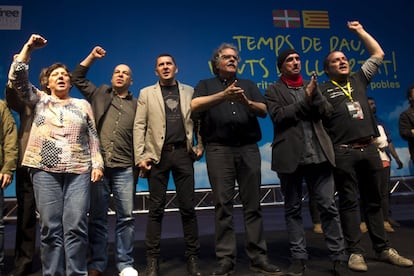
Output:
[346, 101, 364, 120]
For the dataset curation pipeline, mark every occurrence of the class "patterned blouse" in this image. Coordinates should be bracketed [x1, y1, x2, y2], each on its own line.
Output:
[9, 61, 104, 174]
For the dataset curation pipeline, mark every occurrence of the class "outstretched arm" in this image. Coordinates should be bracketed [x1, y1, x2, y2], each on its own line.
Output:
[16, 34, 47, 63]
[80, 46, 106, 68]
[348, 21, 384, 60]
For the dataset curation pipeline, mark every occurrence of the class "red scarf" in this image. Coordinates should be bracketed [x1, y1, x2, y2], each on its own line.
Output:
[281, 74, 303, 88]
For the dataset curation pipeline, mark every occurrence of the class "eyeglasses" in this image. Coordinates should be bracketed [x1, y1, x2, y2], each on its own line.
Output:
[219, 54, 240, 61]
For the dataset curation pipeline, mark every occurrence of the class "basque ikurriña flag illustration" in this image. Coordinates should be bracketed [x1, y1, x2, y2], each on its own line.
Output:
[272, 9, 300, 28]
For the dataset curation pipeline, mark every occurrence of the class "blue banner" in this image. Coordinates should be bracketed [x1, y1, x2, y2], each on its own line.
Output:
[1, 0, 413, 195]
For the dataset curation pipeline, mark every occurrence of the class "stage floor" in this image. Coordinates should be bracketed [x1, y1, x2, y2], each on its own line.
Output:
[4, 198, 414, 275]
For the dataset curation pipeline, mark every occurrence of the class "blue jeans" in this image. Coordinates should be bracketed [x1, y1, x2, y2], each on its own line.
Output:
[88, 167, 135, 273]
[279, 162, 347, 261]
[31, 169, 90, 276]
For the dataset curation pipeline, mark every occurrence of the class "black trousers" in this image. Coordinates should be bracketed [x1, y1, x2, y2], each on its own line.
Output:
[333, 143, 389, 255]
[145, 147, 200, 258]
[13, 166, 37, 275]
[205, 143, 267, 266]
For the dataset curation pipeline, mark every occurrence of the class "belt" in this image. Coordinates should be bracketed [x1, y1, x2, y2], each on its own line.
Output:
[162, 142, 186, 151]
[338, 137, 374, 149]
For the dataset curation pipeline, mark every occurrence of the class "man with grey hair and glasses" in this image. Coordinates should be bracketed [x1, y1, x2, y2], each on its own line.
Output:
[191, 43, 283, 276]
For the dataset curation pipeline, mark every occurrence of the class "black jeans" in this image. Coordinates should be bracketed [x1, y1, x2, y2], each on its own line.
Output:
[206, 143, 267, 266]
[333, 143, 389, 254]
[13, 166, 37, 274]
[145, 147, 200, 258]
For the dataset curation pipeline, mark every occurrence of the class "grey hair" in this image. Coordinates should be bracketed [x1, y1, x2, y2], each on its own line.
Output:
[210, 43, 240, 75]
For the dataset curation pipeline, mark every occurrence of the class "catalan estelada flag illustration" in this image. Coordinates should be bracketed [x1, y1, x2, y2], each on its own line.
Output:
[272, 9, 300, 28]
[302, 10, 330, 28]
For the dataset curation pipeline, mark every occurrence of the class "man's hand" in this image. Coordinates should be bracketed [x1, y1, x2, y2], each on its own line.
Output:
[91, 46, 106, 60]
[0, 173, 13, 189]
[223, 80, 245, 101]
[138, 159, 153, 178]
[347, 21, 363, 33]
[305, 71, 317, 97]
[395, 159, 403, 170]
[192, 146, 204, 161]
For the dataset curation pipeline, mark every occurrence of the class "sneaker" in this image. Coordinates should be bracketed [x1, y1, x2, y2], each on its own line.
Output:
[286, 259, 306, 276]
[384, 221, 395, 233]
[119, 267, 138, 276]
[360, 222, 368, 233]
[313, 223, 323, 234]
[377, 248, 413, 267]
[348, 253, 368, 272]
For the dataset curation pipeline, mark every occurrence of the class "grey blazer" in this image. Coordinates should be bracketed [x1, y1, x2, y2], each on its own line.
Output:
[133, 81, 197, 165]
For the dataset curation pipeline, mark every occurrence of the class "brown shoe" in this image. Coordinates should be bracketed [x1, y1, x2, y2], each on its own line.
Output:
[313, 223, 323, 234]
[377, 248, 413, 267]
[88, 269, 103, 276]
[360, 222, 368, 233]
[384, 221, 395, 233]
[348, 253, 368, 272]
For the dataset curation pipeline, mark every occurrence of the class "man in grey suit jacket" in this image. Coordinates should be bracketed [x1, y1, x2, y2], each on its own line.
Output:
[133, 54, 203, 276]
[264, 49, 348, 276]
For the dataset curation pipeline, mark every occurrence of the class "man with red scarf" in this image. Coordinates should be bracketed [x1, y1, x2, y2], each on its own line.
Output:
[264, 49, 348, 276]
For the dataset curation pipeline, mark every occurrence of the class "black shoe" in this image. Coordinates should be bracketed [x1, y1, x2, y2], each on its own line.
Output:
[286, 259, 306, 276]
[333, 260, 349, 276]
[187, 256, 202, 276]
[209, 262, 234, 276]
[250, 260, 283, 275]
[145, 257, 159, 276]
[9, 266, 31, 276]
[388, 217, 401, 227]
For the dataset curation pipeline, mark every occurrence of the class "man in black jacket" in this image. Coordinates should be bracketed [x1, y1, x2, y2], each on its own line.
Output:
[265, 49, 348, 276]
[71, 46, 138, 276]
[399, 84, 414, 169]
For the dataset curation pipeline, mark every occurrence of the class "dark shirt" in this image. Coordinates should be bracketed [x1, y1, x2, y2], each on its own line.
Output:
[399, 106, 414, 161]
[193, 77, 264, 146]
[288, 87, 326, 165]
[320, 69, 379, 145]
[99, 91, 136, 167]
[161, 84, 186, 145]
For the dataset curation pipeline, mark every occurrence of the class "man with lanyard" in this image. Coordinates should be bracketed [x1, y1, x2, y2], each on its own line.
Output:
[320, 21, 413, 272]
